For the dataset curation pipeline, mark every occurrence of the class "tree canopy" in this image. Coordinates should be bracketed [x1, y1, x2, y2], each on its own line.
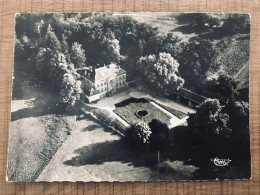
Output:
[137, 52, 184, 92]
[125, 122, 152, 151]
[188, 98, 231, 139]
[149, 119, 170, 151]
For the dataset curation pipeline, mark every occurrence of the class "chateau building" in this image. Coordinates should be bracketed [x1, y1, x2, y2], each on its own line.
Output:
[77, 64, 127, 102]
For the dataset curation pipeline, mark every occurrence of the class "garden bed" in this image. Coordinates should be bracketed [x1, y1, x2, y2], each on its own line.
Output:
[114, 97, 172, 126]
[150, 100, 187, 119]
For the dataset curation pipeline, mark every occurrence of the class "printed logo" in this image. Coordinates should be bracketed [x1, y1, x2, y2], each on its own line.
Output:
[210, 157, 231, 166]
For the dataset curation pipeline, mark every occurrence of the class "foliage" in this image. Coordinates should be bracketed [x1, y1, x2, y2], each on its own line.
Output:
[45, 24, 61, 51]
[34, 20, 44, 37]
[207, 74, 239, 100]
[126, 122, 152, 151]
[221, 14, 250, 35]
[149, 119, 170, 151]
[59, 73, 82, 110]
[176, 40, 217, 89]
[194, 14, 221, 31]
[136, 52, 184, 92]
[223, 99, 249, 139]
[70, 42, 86, 68]
[188, 98, 231, 139]
[160, 32, 182, 58]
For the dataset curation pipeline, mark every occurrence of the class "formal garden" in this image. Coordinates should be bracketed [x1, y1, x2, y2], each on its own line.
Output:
[114, 97, 172, 126]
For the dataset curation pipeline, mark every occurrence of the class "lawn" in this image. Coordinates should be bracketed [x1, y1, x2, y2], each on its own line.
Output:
[7, 67, 78, 181]
[113, 97, 172, 126]
[151, 100, 187, 119]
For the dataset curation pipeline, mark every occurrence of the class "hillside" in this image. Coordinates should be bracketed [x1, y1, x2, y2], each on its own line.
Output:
[234, 62, 249, 89]
[215, 34, 250, 81]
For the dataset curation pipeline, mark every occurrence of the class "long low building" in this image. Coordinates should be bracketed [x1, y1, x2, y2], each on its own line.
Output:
[77, 64, 127, 103]
[171, 88, 207, 107]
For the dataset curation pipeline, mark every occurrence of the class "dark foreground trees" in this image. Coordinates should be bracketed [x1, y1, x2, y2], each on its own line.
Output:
[125, 122, 152, 151]
[188, 98, 231, 139]
[149, 119, 170, 151]
[125, 119, 171, 152]
[187, 97, 250, 179]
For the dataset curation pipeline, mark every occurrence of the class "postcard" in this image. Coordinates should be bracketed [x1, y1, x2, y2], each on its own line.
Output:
[7, 12, 250, 181]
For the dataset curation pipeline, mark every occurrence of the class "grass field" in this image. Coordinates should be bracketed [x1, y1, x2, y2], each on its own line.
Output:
[114, 98, 172, 126]
[7, 68, 78, 181]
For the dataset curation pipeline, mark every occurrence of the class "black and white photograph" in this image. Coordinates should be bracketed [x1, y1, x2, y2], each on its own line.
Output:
[7, 12, 250, 182]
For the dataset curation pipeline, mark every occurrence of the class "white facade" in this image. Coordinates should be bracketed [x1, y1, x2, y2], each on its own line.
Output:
[77, 64, 127, 101]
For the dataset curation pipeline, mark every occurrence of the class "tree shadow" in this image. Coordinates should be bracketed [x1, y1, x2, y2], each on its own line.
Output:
[11, 97, 56, 121]
[63, 140, 161, 167]
[11, 93, 77, 121]
[173, 24, 200, 35]
[193, 29, 229, 40]
[175, 13, 198, 25]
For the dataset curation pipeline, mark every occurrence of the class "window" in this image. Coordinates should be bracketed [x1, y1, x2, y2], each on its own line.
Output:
[101, 88, 103, 92]
[101, 83, 103, 86]
[97, 84, 99, 87]
[110, 80, 113, 84]
[104, 82, 106, 85]
[104, 88, 106, 91]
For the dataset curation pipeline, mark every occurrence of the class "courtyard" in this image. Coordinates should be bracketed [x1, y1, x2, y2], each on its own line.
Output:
[114, 97, 172, 126]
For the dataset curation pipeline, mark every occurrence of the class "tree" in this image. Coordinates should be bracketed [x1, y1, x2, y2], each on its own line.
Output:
[208, 74, 239, 100]
[34, 20, 44, 38]
[59, 73, 82, 110]
[149, 119, 170, 151]
[187, 98, 232, 161]
[61, 34, 71, 63]
[161, 32, 182, 58]
[70, 42, 86, 68]
[136, 52, 184, 92]
[224, 99, 249, 139]
[188, 98, 231, 139]
[45, 24, 61, 51]
[125, 122, 152, 151]
[221, 14, 250, 35]
[194, 13, 220, 31]
[177, 40, 216, 89]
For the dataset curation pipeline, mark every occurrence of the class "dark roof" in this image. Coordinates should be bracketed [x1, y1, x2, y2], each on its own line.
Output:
[175, 88, 207, 104]
[201, 90, 228, 103]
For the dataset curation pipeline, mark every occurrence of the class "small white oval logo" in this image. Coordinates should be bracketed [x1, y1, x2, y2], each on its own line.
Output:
[210, 157, 231, 166]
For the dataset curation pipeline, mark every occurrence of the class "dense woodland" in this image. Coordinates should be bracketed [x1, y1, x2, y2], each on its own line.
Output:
[14, 13, 250, 179]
